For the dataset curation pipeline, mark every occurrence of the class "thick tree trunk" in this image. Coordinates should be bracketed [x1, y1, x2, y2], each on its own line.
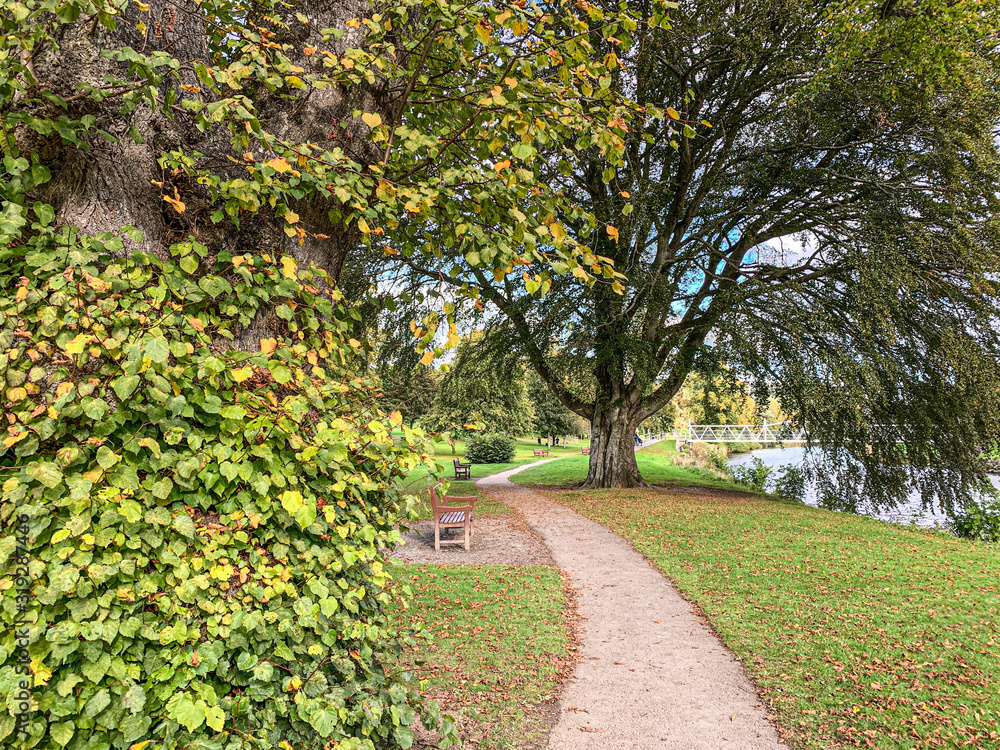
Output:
[581, 404, 646, 488]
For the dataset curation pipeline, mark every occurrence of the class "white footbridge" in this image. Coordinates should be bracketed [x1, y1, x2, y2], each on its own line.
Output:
[682, 421, 806, 444]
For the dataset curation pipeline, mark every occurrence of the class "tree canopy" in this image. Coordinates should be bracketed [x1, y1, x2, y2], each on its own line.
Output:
[384, 0, 1000, 503]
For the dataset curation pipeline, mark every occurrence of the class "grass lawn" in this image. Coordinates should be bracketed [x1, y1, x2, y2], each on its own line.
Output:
[552, 486, 1000, 749]
[511, 451, 740, 491]
[388, 563, 573, 748]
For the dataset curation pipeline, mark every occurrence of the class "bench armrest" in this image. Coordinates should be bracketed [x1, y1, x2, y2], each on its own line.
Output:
[444, 494, 476, 505]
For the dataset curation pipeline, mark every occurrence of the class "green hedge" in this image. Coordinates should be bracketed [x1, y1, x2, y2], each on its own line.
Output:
[0, 231, 456, 749]
[464, 435, 516, 464]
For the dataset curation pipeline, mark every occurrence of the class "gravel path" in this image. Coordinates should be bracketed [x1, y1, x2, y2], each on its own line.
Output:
[478, 462, 790, 750]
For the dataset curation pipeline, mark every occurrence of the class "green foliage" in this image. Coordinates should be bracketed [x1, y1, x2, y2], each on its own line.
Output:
[731, 458, 773, 493]
[464, 435, 516, 465]
[527, 371, 582, 439]
[772, 465, 806, 503]
[421, 333, 533, 439]
[0, 223, 453, 748]
[947, 496, 1000, 543]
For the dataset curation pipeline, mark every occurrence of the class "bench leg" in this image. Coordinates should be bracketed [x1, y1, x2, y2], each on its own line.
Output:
[464, 518, 470, 551]
[434, 521, 440, 552]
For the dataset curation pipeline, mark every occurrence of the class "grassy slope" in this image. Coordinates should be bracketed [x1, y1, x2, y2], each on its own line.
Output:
[554, 487, 1000, 749]
[389, 563, 572, 748]
[510, 449, 740, 491]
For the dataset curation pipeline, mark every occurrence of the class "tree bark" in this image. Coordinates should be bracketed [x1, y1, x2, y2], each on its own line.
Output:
[582, 399, 646, 488]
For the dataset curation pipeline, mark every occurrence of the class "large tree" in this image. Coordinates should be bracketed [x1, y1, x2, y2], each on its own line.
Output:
[390, 0, 1000, 503]
[0, 1, 648, 747]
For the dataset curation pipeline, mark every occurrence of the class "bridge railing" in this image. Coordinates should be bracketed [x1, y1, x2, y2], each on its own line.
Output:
[684, 421, 806, 443]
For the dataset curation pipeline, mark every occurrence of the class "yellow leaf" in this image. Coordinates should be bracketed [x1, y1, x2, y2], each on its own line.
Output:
[16, 286, 28, 302]
[666, 107, 680, 120]
[3, 430, 27, 448]
[419, 350, 434, 366]
[493, 159, 511, 173]
[131, 741, 151, 750]
[187, 317, 205, 332]
[163, 188, 185, 214]
[303, 46, 316, 56]
[504, 77, 518, 89]
[260, 338, 277, 355]
[361, 112, 382, 129]
[389, 410, 403, 426]
[267, 158, 291, 173]
[357, 217, 371, 234]
[701, 120, 713, 128]
[284, 211, 299, 225]
[281, 256, 298, 279]
[231, 367, 253, 383]
[56, 382, 74, 398]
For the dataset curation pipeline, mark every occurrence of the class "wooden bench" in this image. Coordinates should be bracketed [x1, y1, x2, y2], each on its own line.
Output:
[533, 448, 550, 457]
[429, 483, 475, 551]
[453, 458, 471, 480]
[581, 446, 590, 455]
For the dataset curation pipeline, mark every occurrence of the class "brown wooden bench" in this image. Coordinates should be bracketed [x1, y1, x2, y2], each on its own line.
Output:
[429, 483, 475, 551]
[453, 458, 471, 480]
[581, 446, 590, 455]
[533, 448, 550, 457]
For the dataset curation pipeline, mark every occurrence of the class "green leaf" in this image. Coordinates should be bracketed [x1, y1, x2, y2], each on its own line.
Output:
[280, 490, 303, 514]
[26, 461, 63, 488]
[145, 336, 170, 363]
[205, 704, 225, 732]
[50, 721, 75, 747]
[84, 688, 111, 718]
[395, 725, 414, 749]
[119, 498, 143, 523]
[96, 445, 121, 469]
[310, 707, 340, 738]
[122, 683, 146, 715]
[169, 694, 206, 732]
[112, 375, 141, 400]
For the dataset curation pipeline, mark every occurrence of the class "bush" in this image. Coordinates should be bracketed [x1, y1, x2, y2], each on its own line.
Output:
[731, 458, 773, 492]
[948, 496, 1000, 543]
[464, 434, 516, 464]
[0, 240, 455, 749]
[773, 464, 807, 502]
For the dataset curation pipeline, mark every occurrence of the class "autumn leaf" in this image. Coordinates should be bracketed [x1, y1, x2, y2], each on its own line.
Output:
[266, 158, 291, 173]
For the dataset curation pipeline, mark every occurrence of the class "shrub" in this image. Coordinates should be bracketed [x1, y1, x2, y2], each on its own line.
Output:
[464, 434, 516, 464]
[948, 496, 1000, 543]
[0, 237, 455, 749]
[731, 458, 773, 492]
[773, 464, 807, 502]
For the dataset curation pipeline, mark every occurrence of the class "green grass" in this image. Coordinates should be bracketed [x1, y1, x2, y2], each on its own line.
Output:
[511, 452, 741, 491]
[388, 563, 572, 748]
[429, 435, 590, 460]
[553, 486, 1000, 749]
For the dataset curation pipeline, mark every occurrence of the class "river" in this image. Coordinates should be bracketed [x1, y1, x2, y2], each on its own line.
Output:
[727, 446, 999, 529]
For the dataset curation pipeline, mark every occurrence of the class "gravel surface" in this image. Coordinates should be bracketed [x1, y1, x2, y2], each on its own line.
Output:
[389, 514, 554, 566]
[479, 461, 790, 750]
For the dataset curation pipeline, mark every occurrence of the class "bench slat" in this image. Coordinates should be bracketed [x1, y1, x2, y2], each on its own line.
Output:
[439, 512, 468, 523]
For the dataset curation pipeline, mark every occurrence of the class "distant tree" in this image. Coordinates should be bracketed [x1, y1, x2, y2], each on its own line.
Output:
[529, 370, 583, 442]
[421, 333, 534, 444]
[380, 367, 441, 426]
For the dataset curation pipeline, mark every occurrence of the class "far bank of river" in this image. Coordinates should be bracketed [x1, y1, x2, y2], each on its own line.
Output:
[727, 446, 1000, 529]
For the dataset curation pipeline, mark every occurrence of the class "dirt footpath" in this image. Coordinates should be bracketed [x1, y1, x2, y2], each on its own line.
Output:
[479, 463, 790, 750]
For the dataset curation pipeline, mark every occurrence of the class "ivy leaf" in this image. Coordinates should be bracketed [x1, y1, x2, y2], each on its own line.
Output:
[123, 684, 146, 715]
[169, 694, 206, 732]
[112, 375, 141, 400]
[84, 688, 111, 718]
[310, 707, 340, 737]
[205, 705, 225, 732]
[26, 461, 63, 488]
[50, 721, 75, 747]
[145, 337, 170, 363]
[96, 445, 121, 469]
